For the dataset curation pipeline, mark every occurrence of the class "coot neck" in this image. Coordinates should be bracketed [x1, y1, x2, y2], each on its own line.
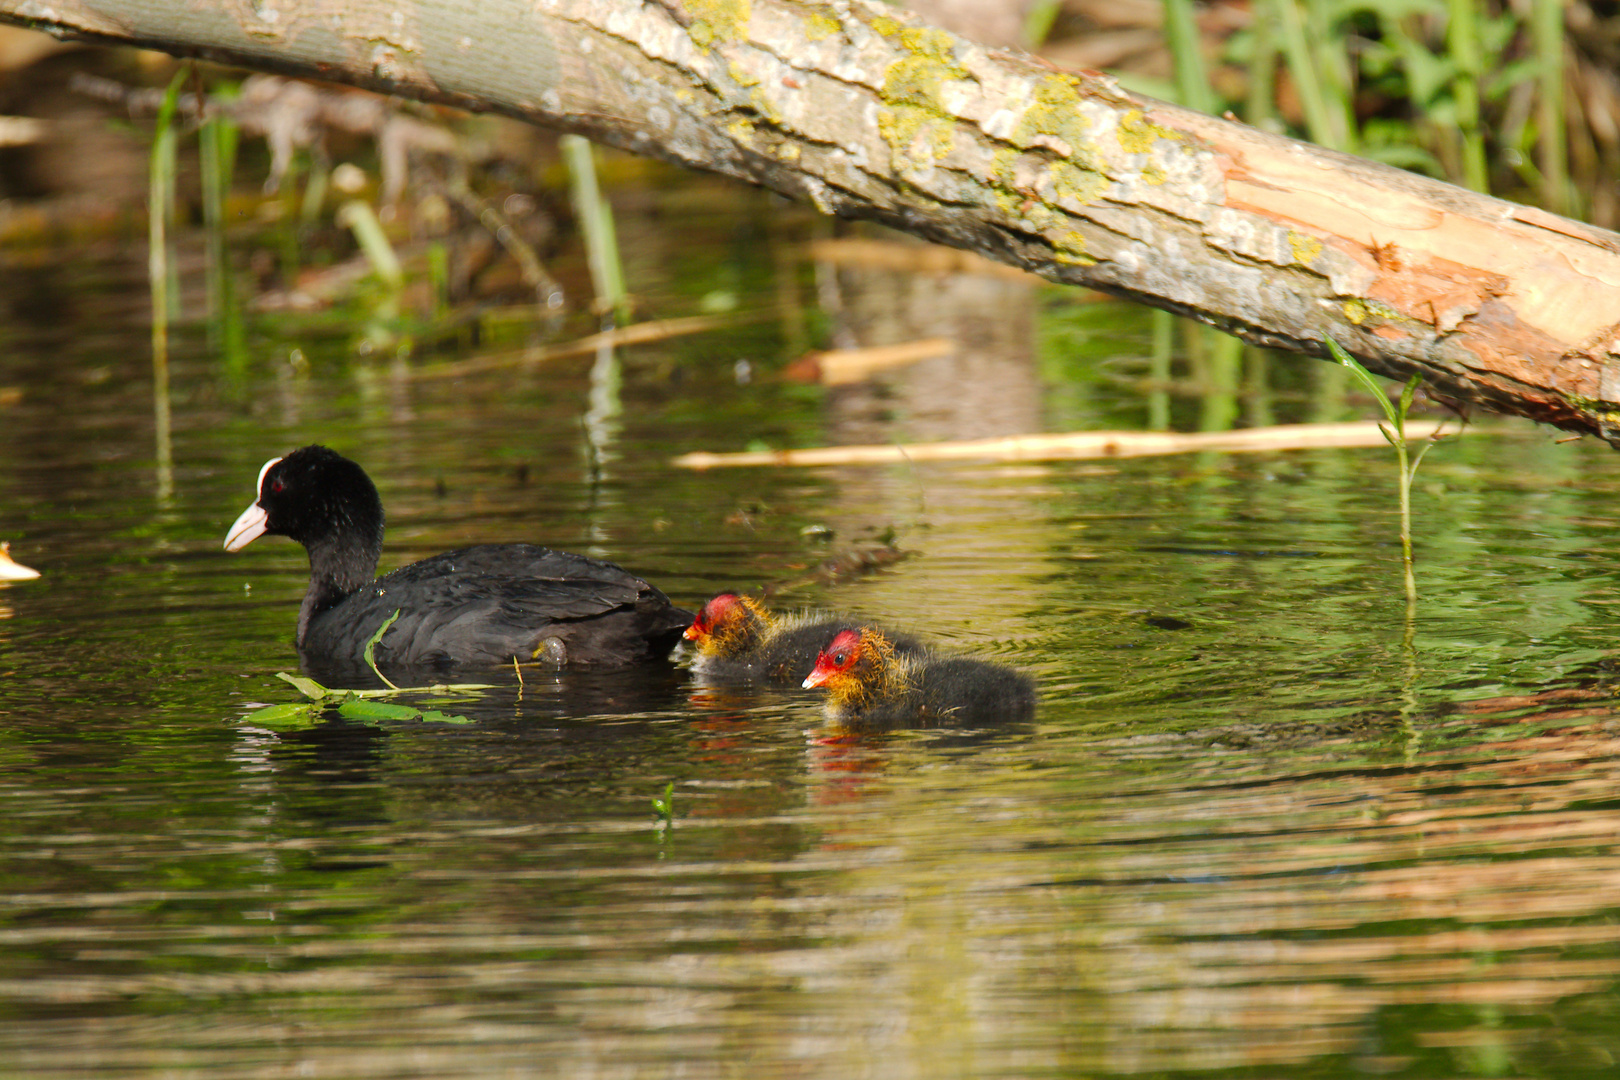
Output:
[295, 520, 384, 646]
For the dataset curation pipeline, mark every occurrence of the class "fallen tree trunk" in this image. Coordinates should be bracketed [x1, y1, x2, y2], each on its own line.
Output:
[6, 0, 1620, 444]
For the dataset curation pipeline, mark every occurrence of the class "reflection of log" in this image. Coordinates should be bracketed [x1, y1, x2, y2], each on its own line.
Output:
[808, 238, 1036, 283]
[8, 0, 1620, 443]
[783, 337, 955, 385]
[673, 420, 1460, 468]
[407, 313, 763, 381]
[819, 264, 1042, 445]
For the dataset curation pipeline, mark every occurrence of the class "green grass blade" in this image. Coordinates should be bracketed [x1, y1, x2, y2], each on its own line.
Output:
[365, 610, 402, 690]
[1164, 0, 1218, 115]
[1531, 0, 1569, 213]
[1324, 336, 1399, 426]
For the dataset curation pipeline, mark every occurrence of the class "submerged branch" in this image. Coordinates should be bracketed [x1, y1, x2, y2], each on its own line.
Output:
[672, 421, 1467, 469]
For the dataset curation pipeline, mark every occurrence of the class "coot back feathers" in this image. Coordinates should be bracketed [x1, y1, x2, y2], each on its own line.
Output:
[224, 445, 691, 673]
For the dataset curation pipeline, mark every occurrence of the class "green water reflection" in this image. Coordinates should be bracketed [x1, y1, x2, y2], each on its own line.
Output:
[0, 179, 1617, 1078]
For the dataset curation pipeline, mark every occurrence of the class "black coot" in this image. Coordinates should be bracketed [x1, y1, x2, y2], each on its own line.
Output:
[223, 446, 692, 672]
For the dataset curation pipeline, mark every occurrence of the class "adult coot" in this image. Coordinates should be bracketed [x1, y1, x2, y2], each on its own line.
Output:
[802, 627, 1036, 729]
[224, 446, 692, 672]
[683, 592, 922, 684]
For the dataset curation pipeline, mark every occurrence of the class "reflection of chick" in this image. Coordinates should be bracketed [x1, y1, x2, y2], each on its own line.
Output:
[682, 593, 921, 684]
[802, 628, 1036, 729]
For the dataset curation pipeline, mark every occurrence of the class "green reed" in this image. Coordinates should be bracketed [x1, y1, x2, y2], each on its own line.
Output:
[1022, 0, 1062, 47]
[1214, 0, 1575, 205]
[1164, 0, 1218, 116]
[562, 134, 629, 324]
[1165, 0, 1243, 430]
[1531, 0, 1569, 214]
[1445, 0, 1489, 191]
[198, 88, 248, 383]
[148, 69, 186, 501]
[1326, 337, 1435, 605]
[1263, 0, 1352, 152]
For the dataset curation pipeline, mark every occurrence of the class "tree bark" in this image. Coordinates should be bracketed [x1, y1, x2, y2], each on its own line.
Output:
[6, 0, 1620, 444]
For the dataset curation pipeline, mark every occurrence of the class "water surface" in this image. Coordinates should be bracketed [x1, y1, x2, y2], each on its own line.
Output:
[1, 183, 1619, 1078]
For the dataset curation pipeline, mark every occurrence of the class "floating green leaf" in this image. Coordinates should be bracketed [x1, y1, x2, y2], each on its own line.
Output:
[277, 672, 331, 700]
[337, 698, 424, 721]
[240, 702, 319, 729]
[246, 659, 493, 729]
[418, 709, 477, 725]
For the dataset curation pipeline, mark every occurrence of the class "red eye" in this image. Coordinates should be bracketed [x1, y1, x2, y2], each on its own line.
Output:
[270, 478, 285, 494]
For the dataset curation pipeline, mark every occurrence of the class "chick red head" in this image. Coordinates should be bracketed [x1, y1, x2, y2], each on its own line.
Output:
[803, 628, 863, 689]
[683, 592, 744, 642]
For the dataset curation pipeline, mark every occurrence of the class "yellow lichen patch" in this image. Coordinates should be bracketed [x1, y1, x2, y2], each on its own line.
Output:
[1053, 231, 1095, 265]
[726, 117, 757, 142]
[727, 61, 759, 88]
[877, 105, 954, 163]
[899, 26, 955, 59]
[877, 25, 969, 168]
[1288, 231, 1323, 266]
[996, 74, 1108, 207]
[1340, 296, 1408, 327]
[1050, 161, 1108, 206]
[871, 15, 901, 37]
[688, 0, 751, 50]
[1142, 161, 1167, 186]
[805, 11, 840, 41]
[1013, 201, 1060, 232]
[1116, 108, 1182, 154]
[1010, 74, 1091, 154]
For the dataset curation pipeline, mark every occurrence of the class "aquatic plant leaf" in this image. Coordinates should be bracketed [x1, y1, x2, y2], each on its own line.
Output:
[1398, 372, 1423, 417]
[1325, 337, 1399, 427]
[240, 702, 318, 728]
[337, 698, 423, 721]
[364, 609, 402, 690]
[651, 781, 675, 823]
[417, 710, 475, 725]
[276, 672, 330, 699]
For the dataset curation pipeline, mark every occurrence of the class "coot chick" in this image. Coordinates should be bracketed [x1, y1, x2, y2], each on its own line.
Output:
[682, 592, 924, 684]
[802, 627, 1036, 729]
[223, 445, 692, 672]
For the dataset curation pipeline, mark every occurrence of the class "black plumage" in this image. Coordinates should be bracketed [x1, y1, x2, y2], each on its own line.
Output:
[224, 445, 691, 673]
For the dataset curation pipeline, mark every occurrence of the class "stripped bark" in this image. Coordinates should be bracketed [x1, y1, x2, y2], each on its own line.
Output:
[5, 0, 1620, 443]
